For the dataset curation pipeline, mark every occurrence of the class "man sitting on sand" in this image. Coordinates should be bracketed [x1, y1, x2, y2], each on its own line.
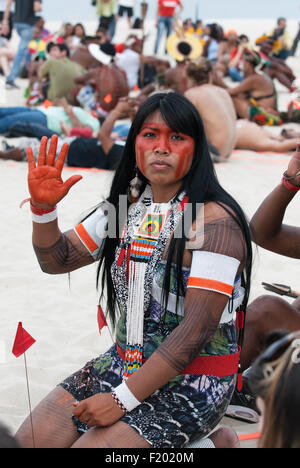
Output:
[184, 57, 237, 161]
[39, 43, 85, 104]
[74, 42, 129, 118]
[184, 58, 299, 160]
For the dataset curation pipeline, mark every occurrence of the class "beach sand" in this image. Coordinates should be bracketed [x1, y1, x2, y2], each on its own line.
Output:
[0, 18, 299, 448]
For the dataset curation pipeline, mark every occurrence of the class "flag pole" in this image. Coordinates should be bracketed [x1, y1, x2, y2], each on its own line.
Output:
[19, 324, 36, 448]
[23, 350, 36, 448]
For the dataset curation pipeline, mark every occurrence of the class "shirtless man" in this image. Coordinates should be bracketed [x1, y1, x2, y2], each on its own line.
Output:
[74, 43, 129, 114]
[164, 60, 189, 94]
[184, 57, 237, 161]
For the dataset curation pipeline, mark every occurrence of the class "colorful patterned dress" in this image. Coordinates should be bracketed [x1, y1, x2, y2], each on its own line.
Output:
[60, 188, 244, 447]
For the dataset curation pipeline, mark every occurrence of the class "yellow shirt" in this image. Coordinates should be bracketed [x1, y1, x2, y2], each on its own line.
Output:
[96, 0, 117, 17]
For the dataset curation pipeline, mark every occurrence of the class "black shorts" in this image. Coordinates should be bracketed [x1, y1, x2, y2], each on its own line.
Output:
[118, 6, 134, 18]
[67, 138, 124, 170]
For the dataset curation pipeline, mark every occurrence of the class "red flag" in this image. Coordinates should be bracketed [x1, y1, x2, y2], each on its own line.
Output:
[12, 322, 36, 358]
[97, 305, 108, 334]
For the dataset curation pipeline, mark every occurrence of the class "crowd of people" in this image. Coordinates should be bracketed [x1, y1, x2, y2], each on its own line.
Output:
[0, 1, 298, 166]
[1, 0, 300, 450]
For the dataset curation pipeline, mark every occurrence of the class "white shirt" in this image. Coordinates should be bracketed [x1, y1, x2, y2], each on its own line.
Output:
[116, 48, 140, 88]
[119, 0, 135, 7]
[0, 0, 10, 11]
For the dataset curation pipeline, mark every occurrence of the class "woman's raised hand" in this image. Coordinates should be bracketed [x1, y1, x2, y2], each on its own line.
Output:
[27, 135, 82, 209]
[286, 143, 300, 187]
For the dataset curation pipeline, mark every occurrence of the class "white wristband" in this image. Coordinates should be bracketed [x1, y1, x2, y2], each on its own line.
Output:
[32, 208, 58, 224]
[113, 381, 141, 412]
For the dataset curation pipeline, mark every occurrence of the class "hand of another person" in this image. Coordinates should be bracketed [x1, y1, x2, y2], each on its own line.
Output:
[286, 143, 300, 186]
[1, 23, 9, 36]
[115, 97, 135, 118]
[27, 135, 82, 209]
[73, 393, 125, 427]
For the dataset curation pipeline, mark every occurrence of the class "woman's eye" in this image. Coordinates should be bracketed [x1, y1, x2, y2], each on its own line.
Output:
[171, 134, 185, 141]
[142, 132, 156, 138]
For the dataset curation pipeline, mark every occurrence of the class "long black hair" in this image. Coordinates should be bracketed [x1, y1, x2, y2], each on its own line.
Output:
[96, 92, 252, 332]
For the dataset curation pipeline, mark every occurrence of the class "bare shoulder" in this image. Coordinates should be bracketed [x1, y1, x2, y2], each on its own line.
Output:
[184, 86, 207, 99]
[187, 202, 247, 261]
[188, 201, 241, 244]
[203, 201, 236, 223]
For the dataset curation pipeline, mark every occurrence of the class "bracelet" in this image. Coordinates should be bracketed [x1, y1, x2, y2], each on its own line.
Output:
[31, 203, 58, 223]
[281, 171, 300, 194]
[111, 392, 127, 413]
[112, 381, 141, 413]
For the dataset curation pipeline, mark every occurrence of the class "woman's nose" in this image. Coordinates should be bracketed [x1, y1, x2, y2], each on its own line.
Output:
[154, 147, 169, 155]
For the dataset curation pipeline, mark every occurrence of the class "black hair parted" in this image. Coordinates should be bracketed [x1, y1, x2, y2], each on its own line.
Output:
[95, 92, 252, 330]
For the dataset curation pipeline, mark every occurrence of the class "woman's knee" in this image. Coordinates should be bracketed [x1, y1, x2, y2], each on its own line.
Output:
[71, 422, 151, 449]
[246, 294, 298, 330]
[16, 386, 78, 448]
[246, 295, 287, 324]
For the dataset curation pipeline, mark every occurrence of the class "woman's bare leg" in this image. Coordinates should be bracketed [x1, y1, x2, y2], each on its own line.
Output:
[236, 121, 298, 152]
[71, 421, 151, 448]
[15, 386, 80, 448]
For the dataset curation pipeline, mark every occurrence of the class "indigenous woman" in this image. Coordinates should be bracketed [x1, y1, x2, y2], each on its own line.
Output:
[222, 50, 282, 126]
[16, 93, 252, 448]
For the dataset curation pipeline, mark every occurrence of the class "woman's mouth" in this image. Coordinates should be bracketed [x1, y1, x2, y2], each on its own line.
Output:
[151, 160, 171, 170]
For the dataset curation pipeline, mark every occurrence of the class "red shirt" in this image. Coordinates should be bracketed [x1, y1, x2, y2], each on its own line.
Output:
[158, 0, 182, 17]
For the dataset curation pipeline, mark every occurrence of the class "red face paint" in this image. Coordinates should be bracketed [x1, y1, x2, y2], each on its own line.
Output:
[135, 114, 195, 185]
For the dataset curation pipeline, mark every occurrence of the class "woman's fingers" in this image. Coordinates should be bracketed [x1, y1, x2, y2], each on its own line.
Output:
[63, 174, 83, 194]
[37, 136, 48, 166]
[26, 146, 36, 172]
[46, 135, 58, 166]
[54, 142, 69, 174]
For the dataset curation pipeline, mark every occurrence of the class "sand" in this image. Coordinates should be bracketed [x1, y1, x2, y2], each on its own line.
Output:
[0, 18, 299, 448]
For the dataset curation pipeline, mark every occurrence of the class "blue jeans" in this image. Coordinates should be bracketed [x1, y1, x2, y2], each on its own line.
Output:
[274, 49, 290, 60]
[154, 16, 174, 54]
[6, 23, 34, 82]
[99, 15, 116, 40]
[228, 67, 243, 82]
[0, 107, 47, 134]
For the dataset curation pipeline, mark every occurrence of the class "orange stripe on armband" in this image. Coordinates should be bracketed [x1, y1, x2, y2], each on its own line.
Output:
[75, 223, 99, 253]
[187, 277, 234, 296]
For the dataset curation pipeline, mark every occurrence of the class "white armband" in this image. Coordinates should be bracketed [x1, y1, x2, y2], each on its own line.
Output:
[187, 251, 240, 297]
[73, 207, 108, 259]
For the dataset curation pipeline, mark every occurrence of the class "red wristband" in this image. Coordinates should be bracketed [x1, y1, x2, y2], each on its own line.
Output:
[281, 177, 300, 194]
[30, 203, 57, 215]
